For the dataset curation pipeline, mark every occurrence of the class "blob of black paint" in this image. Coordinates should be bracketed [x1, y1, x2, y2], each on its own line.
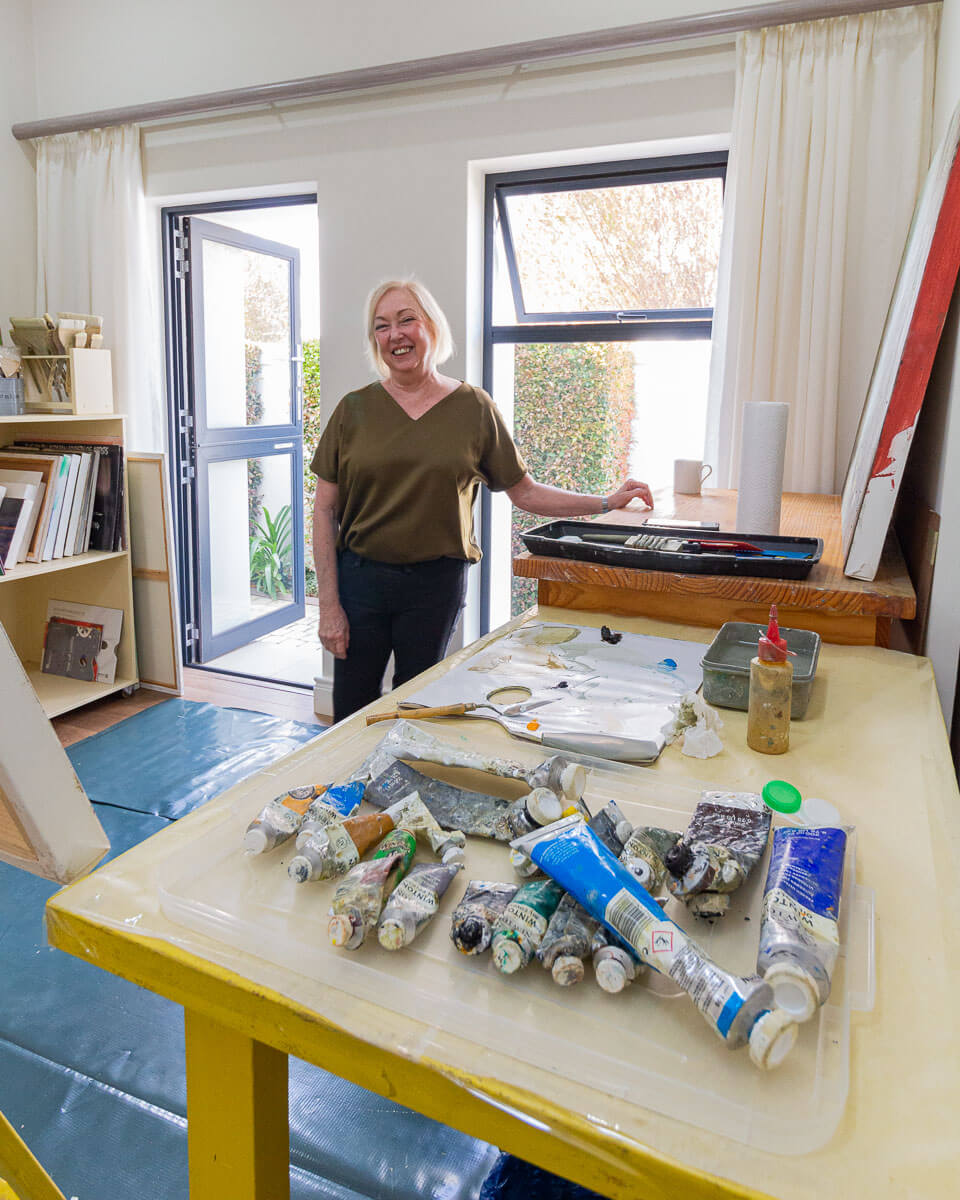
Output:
[600, 625, 623, 645]
[551, 680, 569, 689]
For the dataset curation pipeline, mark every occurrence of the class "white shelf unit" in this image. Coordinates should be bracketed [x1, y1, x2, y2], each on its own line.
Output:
[0, 413, 138, 717]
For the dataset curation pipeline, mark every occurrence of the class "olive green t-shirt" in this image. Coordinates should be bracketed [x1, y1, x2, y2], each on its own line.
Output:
[310, 381, 527, 564]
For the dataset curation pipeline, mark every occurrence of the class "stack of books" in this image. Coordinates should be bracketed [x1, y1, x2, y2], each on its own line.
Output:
[0, 437, 124, 573]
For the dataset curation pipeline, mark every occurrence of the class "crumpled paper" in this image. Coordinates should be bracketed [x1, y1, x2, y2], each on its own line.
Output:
[662, 692, 724, 758]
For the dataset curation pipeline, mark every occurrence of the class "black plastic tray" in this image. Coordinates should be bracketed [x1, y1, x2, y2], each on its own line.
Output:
[521, 521, 823, 580]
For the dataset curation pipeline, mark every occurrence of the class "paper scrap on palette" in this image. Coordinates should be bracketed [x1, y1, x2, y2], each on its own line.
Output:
[407, 622, 705, 761]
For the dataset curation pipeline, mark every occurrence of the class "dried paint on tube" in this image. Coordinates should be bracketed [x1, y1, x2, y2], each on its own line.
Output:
[377, 860, 463, 949]
[383, 791, 466, 863]
[293, 781, 365, 847]
[287, 811, 394, 883]
[365, 759, 513, 840]
[450, 881, 519, 955]
[758, 826, 847, 1022]
[664, 791, 771, 913]
[328, 828, 417, 949]
[513, 817, 798, 1069]
[537, 893, 601, 986]
[243, 785, 331, 855]
[491, 877, 565, 975]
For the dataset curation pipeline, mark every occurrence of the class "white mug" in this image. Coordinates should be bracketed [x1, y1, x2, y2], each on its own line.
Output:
[674, 459, 713, 495]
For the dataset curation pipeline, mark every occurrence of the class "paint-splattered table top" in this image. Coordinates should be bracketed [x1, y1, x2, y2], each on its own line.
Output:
[514, 489, 916, 646]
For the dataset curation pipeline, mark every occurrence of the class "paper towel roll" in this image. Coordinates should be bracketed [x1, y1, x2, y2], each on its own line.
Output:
[735, 402, 789, 535]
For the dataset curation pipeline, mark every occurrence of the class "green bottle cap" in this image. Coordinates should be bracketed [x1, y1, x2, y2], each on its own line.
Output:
[762, 779, 802, 814]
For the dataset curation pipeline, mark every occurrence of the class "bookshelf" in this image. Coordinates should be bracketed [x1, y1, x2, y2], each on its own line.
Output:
[0, 413, 138, 717]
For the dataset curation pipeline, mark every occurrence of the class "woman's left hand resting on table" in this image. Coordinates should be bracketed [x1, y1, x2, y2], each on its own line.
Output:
[507, 474, 653, 516]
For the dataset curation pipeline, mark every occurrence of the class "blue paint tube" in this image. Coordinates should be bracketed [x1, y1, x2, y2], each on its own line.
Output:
[512, 816, 797, 1069]
[758, 826, 847, 1022]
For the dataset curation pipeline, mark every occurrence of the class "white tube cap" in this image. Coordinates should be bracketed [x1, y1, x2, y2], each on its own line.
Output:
[559, 763, 586, 802]
[765, 962, 819, 1022]
[492, 936, 524, 974]
[551, 955, 584, 986]
[287, 855, 313, 883]
[243, 826, 270, 855]
[328, 913, 363, 949]
[526, 787, 562, 826]
[748, 1009, 798, 1070]
[378, 911, 417, 950]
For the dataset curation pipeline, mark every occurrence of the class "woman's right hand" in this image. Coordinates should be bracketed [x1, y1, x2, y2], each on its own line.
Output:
[317, 602, 350, 659]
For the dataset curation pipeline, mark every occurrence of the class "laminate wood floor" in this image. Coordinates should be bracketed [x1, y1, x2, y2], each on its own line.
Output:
[52, 670, 327, 747]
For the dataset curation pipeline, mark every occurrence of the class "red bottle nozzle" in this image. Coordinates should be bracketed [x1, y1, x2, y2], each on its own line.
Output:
[758, 604, 793, 662]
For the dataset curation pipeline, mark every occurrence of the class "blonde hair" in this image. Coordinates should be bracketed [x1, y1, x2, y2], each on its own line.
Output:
[365, 278, 455, 377]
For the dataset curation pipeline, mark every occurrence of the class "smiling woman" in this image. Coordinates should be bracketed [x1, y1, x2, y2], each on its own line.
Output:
[310, 278, 652, 723]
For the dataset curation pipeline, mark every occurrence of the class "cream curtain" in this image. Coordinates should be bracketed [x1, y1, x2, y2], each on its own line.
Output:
[35, 125, 164, 452]
[705, 5, 939, 493]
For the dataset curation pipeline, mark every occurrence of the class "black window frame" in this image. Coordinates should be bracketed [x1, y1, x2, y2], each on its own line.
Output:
[479, 151, 727, 629]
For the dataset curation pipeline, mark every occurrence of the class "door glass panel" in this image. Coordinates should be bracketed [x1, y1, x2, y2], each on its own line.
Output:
[207, 455, 295, 637]
[201, 240, 293, 428]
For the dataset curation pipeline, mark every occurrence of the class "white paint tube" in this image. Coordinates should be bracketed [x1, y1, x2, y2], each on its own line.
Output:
[243, 784, 331, 855]
[383, 791, 466, 864]
[513, 817, 798, 1069]
[377, 861, 463, 949]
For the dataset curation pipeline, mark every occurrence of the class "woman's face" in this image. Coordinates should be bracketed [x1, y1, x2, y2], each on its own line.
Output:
[373, 288, 432, 378]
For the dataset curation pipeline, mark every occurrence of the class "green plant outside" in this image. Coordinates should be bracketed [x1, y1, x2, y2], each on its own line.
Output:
[302, 339, 323, 597]
[511, 343, 635, 617]
[250, 503, 293, 600]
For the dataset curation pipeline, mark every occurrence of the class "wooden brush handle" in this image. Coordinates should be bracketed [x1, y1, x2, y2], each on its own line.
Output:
[365, 703, 476, 725]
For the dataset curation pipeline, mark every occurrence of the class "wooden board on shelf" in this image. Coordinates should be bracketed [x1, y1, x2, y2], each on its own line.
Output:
[129, 454, 181, 693]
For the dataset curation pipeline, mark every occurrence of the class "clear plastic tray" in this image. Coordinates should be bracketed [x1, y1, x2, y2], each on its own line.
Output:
[158, 723, 874, 1155]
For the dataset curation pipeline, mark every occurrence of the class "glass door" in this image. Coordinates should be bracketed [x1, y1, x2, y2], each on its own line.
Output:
[185, 217, 305, 660]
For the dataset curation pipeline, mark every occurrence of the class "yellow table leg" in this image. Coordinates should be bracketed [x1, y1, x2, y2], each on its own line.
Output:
[185, 1010, 289, 1200]
[0, 1110, 65, 1200]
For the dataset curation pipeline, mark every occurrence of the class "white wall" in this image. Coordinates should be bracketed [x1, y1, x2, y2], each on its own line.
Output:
[27, 0, 771, 121]
[0, 0, 37, 332]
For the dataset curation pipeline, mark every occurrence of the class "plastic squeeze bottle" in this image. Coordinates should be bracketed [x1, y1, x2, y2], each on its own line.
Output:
[747, 605, 793, 755]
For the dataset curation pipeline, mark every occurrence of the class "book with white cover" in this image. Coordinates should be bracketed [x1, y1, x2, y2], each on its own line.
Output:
[40, 455, 70, 560]
[63, 452, 92, 556]
[51, 453, 80, 558]
[0, 482, 42, 569]
[45, 598, 123, 684]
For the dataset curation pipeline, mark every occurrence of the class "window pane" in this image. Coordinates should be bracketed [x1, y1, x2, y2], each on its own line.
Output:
[503, 178, 722, 315]
[201, 240, 293, 428]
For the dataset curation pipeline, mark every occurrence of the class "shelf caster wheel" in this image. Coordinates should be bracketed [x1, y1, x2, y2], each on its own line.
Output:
[122, 685, 138, 698]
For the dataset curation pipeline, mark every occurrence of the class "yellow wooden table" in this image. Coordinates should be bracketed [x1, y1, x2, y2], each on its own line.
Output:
[45, 608, 960, 1200]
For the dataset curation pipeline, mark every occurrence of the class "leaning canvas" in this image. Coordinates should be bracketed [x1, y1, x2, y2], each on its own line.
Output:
[842, 101, 960, 580]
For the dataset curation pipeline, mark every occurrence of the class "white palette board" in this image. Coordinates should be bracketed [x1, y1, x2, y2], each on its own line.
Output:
[159, 719, 874, 1155]
[406, 622, 705, 760]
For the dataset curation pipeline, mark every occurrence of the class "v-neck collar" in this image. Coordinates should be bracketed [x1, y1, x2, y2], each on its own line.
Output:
[377, 380, 465, 422]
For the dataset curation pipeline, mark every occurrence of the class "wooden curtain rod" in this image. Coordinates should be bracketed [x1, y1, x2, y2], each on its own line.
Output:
[12, 0, 925, 141]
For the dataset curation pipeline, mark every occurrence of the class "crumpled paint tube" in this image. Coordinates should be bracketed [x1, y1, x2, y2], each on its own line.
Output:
[365, 760, 513, 839]
[355, 721, 589, 803]
[287, 811, 394, 883]
[592, 927, 642, 994]
[491, 877, 565, 975]
[243, 784, 331, 854]
[450, 881, 519, 955]
[620, 826, 682, 892]
[294, 781, 366, 847]
[758, 826, 847, 1022]
[536, 801, 634, 985]
[377, 860, 463, 949]
[383, 791, 467, 863]
[328, 828, 417, 949]
[664, 791, 771, 912]
[513, 817, 797, 1069]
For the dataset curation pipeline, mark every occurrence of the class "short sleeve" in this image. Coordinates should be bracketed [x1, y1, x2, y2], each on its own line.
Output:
[310, 401, 343, 482]
[477, 392, 527, 492]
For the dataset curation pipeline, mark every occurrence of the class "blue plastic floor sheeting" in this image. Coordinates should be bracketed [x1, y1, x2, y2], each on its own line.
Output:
[0, 698, 499, 1199]
[65, 698, 321, 819]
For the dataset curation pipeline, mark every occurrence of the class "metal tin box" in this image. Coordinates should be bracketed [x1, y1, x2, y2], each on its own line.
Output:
[700, 621, 821, 718]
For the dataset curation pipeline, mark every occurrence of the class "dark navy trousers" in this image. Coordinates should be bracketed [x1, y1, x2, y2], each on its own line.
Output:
[332, 548, 468, 724]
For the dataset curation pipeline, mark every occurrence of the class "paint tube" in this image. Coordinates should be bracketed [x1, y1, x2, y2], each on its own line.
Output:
[505, 787, 564, 838]
[757, 826, 847, 1022]
[450, 881, 519, 955]
[620, 826, 682, 892]
[513, 817, 797, 1068]
[589, 801, 632, 854]
[537, 893, 601, 986]
[294, 781, 366, 848]
[382, 791, 467, 863]
[355, 720, 592, 801]
[365, 759, 513, 840]
[242, 785, 331, 854]
[328, 828, 416, 950]
[592, 928, 643, 994]
[287, 811, 394, 883]
[377, 860, 463, 949]
[664, 791, 771, 906]
[491, 877, 565, 975]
